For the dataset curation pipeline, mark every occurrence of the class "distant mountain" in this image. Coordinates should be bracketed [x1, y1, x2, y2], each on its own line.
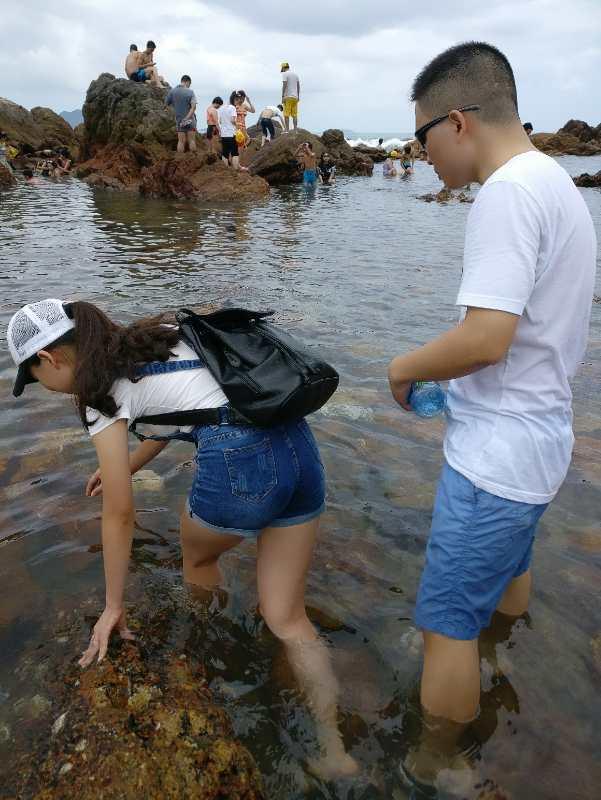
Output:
[60, 109, 83, 127]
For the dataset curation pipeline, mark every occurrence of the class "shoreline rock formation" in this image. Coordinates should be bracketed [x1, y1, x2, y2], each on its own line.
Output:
[573, 170, 601, 188]
[75, 74, 269, 199]
[0, 97, 78, 158]
[531, 119, 601, 156]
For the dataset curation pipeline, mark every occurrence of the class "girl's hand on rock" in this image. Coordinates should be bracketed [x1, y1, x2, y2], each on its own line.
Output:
[86, 468, 102, 497]
[79, 607, 135, 668]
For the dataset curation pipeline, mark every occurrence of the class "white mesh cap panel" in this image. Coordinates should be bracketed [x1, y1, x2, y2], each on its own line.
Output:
[7, 298, 75, 366]
[10, 311, 41, 357]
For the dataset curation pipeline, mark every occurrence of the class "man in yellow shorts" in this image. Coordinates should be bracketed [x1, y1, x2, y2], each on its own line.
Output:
[281, 62, 300, 131]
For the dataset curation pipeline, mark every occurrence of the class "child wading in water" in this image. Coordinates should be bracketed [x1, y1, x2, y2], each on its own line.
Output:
[295, 142, 318, 186]
[400, 143, 415, 175]
[7, 299, 358, 780]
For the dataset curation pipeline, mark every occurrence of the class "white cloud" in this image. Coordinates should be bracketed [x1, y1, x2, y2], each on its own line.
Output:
[3, 0, 601, 133]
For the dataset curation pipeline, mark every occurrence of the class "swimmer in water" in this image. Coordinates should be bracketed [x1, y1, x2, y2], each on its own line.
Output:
[400, 143, 415, 175]
[383, 152, 398, 177]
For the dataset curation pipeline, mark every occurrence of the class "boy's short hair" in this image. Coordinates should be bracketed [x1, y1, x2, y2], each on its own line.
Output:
[411, 41, 519, 124]
[277, 104, 283, 111]
[146, 40, 156, 50]
[129, 44, 137, 51]
[523, 121, 533, 131]
[213, 96, 223, 105]
[181, 75, 191, 83]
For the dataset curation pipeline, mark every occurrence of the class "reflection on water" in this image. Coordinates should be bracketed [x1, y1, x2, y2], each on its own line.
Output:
[1, 159, 601, 798]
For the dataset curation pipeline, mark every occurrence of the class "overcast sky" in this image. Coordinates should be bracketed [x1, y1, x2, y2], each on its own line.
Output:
[3, 0, 600, 134]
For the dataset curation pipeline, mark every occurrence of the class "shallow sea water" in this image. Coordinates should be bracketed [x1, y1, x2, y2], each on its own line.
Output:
[0, 157, 600, 799]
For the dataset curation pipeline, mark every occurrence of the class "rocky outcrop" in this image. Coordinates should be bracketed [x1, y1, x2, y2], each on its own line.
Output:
[76, 75, 268, 201]
[248, 128, 373, 184]
[320, 129, 374, 176]
[80, 73, 176, 160]
[0, 98, 78, 157]
[352, 143, 388, 162]
[531, 132, 601, 156]
[573, 170, 601, 188]
[419, 188, 473, 204]
[141, 157, 270, 201]
[557, 119, 601, 143]
[8, 619, 265, 799]
[531, 119, 601, 156]
[0, 162, 16, 189]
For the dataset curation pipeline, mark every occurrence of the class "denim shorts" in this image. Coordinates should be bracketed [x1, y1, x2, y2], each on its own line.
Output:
[415, 461, 548, 640]
[187, 418, 326, 537]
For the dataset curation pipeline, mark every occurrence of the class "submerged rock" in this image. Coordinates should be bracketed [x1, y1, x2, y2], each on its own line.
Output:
[12, 640, 265, 799]
[573, 170, 601, 188]
[418, 187, 473, 204]
[140, 156, 270, 201]
[351, 143, 388, 162]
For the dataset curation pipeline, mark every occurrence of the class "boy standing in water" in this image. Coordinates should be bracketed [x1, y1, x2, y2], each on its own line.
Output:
[388, 41, 595, 780]
[295, 142, 317, 186]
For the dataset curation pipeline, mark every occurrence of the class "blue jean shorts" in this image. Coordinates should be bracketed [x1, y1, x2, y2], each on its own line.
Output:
[415, 462, 548, 640]
[187, 418, 326, 537]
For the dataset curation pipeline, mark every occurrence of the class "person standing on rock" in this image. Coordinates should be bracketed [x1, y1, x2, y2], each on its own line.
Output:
[258, 104, 285, 146]
[218, 97, 240, 170]
[281, 62, 300, 131]
[233, 91, 255, 150]
[206, 97, 222, 156]
[166, 76, 197, 154]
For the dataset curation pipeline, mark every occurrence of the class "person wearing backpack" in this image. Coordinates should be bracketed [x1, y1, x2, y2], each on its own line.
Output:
[7, 298, 357, 779]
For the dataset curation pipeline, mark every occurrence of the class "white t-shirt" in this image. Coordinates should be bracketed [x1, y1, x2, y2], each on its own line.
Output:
[218, 104, 237, 137]
[87, 341, 228, 437]
[282, 70, 300, 99]
[444, 150, 596, 504]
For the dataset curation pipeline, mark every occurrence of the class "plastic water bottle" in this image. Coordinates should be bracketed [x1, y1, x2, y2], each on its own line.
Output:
[408, 381, 446, 418]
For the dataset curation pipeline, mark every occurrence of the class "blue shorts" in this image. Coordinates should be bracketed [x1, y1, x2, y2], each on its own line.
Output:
[415, 462, 548, 640]
[187, 418, 326, 537]
[130, 68, 147, 82]
[303, 169, 317, 185]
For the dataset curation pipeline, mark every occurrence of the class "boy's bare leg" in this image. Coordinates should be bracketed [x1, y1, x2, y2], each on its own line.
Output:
[421, 632, 480, 722]
[177, 133, 186, 153]
[292, 115, 298, 130]
[496, 569, 531, 616]
[284, 115, 290, 131]
[187, 131, 197, 152]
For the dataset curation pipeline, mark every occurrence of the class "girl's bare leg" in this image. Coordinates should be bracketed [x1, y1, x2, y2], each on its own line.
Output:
[257, 518, 358, 779]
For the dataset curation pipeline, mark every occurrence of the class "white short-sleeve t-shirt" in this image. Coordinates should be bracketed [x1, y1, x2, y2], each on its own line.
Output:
[444, 150, 597, 504]
[87, 341, 228, 437]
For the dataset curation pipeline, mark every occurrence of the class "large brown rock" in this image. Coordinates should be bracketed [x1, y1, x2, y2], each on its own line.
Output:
[573, 170, 601, 188]
[320, 129, 374, 176]
[81, 73, 177, 160]
[74, 143, 151, 190]
[141, 156, 270, 201]
[30, 107, 78, 155]
[557, 119, 601, 143]
[0, 97, 43, 152]
[531, 132, 601, 156]
[248, 128, 373, 184]
[0, 98, 78, 158]
[0, 161, 16, 189]
[351, 143, 388, 163]
[248, 129, 323, 184]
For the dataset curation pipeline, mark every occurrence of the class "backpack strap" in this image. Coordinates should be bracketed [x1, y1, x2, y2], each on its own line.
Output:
[128, 358, 250, 441]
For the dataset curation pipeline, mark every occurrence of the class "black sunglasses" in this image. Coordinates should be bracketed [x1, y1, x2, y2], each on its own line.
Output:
[414, 105, 480, 148]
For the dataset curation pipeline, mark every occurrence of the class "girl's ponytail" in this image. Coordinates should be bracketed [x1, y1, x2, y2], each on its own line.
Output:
[64, 302, 179, 427]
